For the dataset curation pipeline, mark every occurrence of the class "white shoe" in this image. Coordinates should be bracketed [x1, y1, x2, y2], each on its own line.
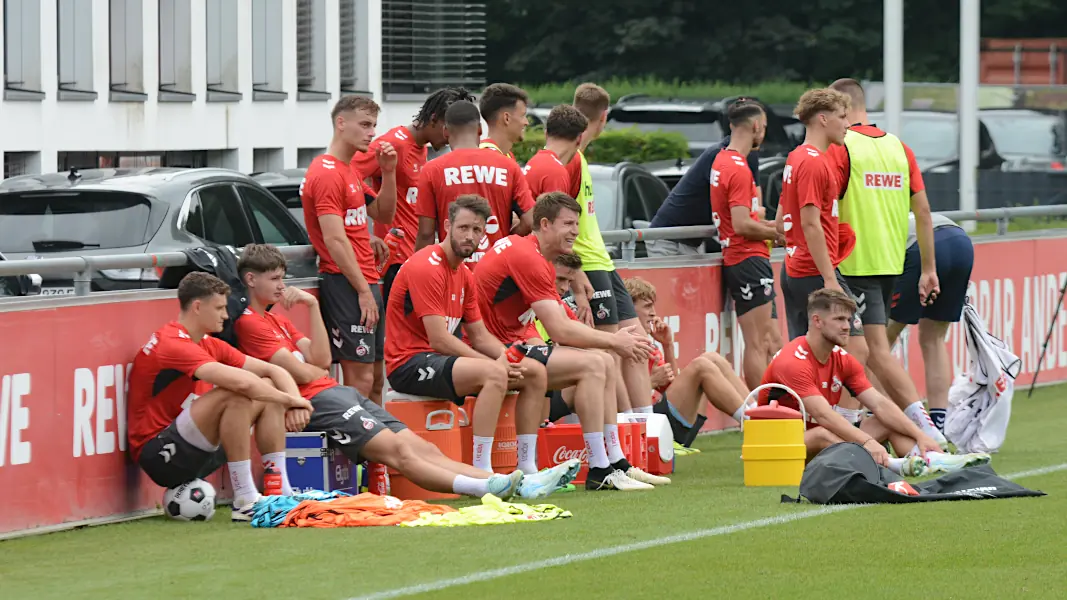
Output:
[230, 494, 263, 523]
[925, 451, 991, 474]
[626, 466, 671, 486]
[586, 469, 654, 491]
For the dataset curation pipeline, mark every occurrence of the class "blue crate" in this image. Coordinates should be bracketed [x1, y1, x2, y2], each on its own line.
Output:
[285, 432, 356, 495]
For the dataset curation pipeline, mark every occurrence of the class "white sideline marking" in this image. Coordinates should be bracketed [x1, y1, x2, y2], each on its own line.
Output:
[346, 462, 1067, 600]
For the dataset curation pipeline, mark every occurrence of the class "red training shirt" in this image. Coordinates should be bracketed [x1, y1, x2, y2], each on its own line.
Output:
[414, 148, 535, 266]
[351, 126, 427, 267]
[780, 144, 840, 278]
[475, 234, 559, 344]
[523, 149, 572, 197]
[824, 125, 925, 198]
[758, 336, 872, 428]
[384, 244, 482, 374]
[233, 308, 337, 400]
[127, 322, 246, 460]
[710, 149, 768, 266]
[301, 155, 380, 283]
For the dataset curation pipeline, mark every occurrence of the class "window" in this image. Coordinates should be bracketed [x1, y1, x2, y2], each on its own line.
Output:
[182, 185, 254, 247]
[0, 192, 153, 253]
[251, 0, 286, 101]
[57, 0, 96, 100]
[237, 185, 307, 247]
[158, 0, 193, 101]
[205, 0, 240, 102]
[4, 0, 44, 100]
[297, 148, 325, 167]
[296, 0, 329, 100]
[339, 0, 370, 95]
[381, 0, 486, 98]
[109, 0, 145, 101]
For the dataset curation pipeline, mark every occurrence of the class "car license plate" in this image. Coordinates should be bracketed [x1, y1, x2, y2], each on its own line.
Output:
[40, 287, 76, 296]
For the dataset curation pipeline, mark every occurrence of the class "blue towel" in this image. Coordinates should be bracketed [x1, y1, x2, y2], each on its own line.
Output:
[250, 490, 351, 528]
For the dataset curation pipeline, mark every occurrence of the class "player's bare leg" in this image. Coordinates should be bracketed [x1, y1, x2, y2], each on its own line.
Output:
[657, 355, 747, 442]
[189, 387, 268, 517]
[249, 398, 294, 496]
[341, 360, 376, 404]
[397, 429, 493, 479]
[371, 360, 386, 405]
[450, 357, 510, 472]
[737, 303, 774, 389]
[917, 319, 952, 429]
[704, 351, 751, 401]
[618, 317, 655, 412]
[546, 347, 605, 432]
[859, 414, 987, 475]
[804, 426, 843, 460]
[862, 323, 946, 446]
[510, 357, 550, 473]
[362, 430, 522, 499]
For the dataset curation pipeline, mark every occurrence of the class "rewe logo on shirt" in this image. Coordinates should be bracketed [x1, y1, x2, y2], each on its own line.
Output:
[863, 172, 903, 190]
[444, 165, 508, 187]
[345, 206, 367, 227]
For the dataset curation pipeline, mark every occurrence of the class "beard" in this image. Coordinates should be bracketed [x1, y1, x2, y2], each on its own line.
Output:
[451, 238, 475, 259]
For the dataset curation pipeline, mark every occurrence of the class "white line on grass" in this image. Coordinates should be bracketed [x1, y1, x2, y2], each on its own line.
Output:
[346, 462, 1067, 600]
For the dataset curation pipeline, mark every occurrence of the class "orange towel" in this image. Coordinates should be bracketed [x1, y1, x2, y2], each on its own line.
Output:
[280, 493, 456, 528]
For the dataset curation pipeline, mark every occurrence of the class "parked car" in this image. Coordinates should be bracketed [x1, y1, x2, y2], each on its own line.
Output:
[867, 110, 1003, 173]
[605, 95, 802, 159]
[588, 162, 672, 258]
[978, 109, 1066, 172]
[0, 251, 41, 298]
[251, 169, 307, 226]
[0, 167, 314, 295]
[642, 154, 790, 216]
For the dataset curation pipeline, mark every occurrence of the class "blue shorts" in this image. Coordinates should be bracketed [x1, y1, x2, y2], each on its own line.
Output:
[890, 227, 974, 325]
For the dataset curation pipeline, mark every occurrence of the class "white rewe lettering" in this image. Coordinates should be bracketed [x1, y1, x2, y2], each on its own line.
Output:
[460, 165, 475, 183]
[553, 446, 588, 464]
[446, 316, 461, 334]
[444, 167, 461, 186]
[73, 364, 131, 458]
[345, 206, 367, 227]
[0, 372, 32, 466]
[518, 307, 537, 325]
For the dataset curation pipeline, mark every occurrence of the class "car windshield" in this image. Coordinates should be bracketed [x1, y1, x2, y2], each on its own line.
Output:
[0, 191, 152, 253]
[898, 116, 959, 163]
[981, 113, 1064, 157]
[607, 111, 724, 143]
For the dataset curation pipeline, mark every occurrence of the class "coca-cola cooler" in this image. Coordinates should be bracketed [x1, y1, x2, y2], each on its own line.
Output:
[538, 424, 590, 484]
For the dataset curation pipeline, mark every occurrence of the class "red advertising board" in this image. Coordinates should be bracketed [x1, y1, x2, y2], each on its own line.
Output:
[2, 234, 1066, 536]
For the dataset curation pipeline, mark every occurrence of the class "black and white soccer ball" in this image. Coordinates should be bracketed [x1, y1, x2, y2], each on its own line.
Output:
[163, 479, 217, 522]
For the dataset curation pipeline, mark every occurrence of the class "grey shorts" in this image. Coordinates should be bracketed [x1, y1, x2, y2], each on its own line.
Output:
[780, 264, 863, 340]
[138, 412, 228, 489]
[585, 270, 638, 325]
[309, 385, 407, 462]
[842, 275, 897, 327]
[723, 256, 776, 317]
[319, 273, 385, 364]
[387, 352, 463, 404]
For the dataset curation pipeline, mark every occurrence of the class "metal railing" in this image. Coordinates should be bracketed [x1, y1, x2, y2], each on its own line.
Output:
[1, 205, 1066, 295]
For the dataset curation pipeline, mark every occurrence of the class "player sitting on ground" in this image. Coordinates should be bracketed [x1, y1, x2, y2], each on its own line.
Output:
[758, 289, 990, 475]
[476, 191, 667, 491]
[232, 243, 530, 501]
[128, 272, 313, 521]
[623, 276, 752, 451]
[384, 195, 578, 497]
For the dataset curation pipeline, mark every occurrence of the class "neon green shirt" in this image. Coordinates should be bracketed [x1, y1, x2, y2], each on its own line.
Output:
[571, 152, 615, 272]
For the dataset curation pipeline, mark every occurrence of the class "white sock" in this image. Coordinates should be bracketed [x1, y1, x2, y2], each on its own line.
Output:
[227, 460, 257, 504]
[583, 432, 611, 469]
[731, 403, 747, 423]
[904, 402, 938, 435]
[517, 434, 539, 474]
[261, 452, 293, 496]
[604, 424, 627, 463]
[451, 474, 488, 497]
[472, 436, 494, 472]
[887, 457, 906, 475]
[907, 444, 922, 457]
[634, 405, 654, 415]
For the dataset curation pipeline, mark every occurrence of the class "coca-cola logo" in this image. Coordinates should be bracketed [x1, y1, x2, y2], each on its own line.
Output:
[552, 446, 588, 464]
[495, 440, 518, 450]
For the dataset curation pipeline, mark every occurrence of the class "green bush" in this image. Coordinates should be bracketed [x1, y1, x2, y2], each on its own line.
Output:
[514, 127, 688, 165]
[520, 77, 820, 107]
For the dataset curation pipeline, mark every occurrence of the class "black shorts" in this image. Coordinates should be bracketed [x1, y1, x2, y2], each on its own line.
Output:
[585, 270, 638, 326]
[319, 273, 385, 364]
[891, 227, 974, 325]
[653, 394, 693, 445]
[309, 385, 407, 463]
[548, 390, 573, 422]
[780, 264, 863, 340]
[842, 275, 897, 327]
[723, 256, 777, 317]
[387, 352, 463, 404]
[508, 342, 554, 367]
[380, 263, 402, 308]
[138, 420, 228, 489]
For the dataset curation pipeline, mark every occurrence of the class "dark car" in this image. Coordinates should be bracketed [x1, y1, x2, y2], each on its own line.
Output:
[251, 168, 308, 226]
[642, 154, 790, 217]
[0, 167, 314, 295]
[588, 162, 672, 258]
[605, 95, 801, 159]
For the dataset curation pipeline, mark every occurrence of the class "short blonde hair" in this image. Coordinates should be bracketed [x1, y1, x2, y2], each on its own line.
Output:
[624, 276, 657, 305]
[573, 83, 611, 121]
[794, 88, 851, 124]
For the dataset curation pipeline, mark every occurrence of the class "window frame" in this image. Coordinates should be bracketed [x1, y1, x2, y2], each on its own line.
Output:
[57, 0, 97, 101]
[177, 183, 256, 248]
[3, 0, 45, 101]
[205, 0, 241, 102]
[234, 183, 309, 247]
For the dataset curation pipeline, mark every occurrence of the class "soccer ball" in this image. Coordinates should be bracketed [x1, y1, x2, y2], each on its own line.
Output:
[163, 479, 217, 521]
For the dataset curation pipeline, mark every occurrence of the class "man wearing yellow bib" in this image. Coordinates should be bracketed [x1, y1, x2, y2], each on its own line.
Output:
[825, 78, 947, 447]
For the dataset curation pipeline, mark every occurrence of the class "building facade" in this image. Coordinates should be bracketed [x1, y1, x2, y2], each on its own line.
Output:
[1, 0, 486, 177]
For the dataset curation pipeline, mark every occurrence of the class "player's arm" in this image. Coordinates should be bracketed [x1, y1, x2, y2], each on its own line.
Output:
[855, 388, 927, 441]
[365, 142, 398, 224]
[802, 393, 872, 445]
[194, 361, 305, 407]
[534, 299, 651, 359]
[414, 169, 438, 251]
[238, 355, 303, 398]
[292, 300, 332, 370]
[510, 164, 536, 235]
[799, 204, 836, 287]
[904, 143, 936, 277]
[730, 205, 777, 241]
[568, 270, 596, 327]
[422, 315, 490, 360]
[266, 346, 329, 385]
[464, 320, 507, 360]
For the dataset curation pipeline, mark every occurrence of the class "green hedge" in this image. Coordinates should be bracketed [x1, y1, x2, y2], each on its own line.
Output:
[514, 127, 689, 165]
[521, 77, 820, 107]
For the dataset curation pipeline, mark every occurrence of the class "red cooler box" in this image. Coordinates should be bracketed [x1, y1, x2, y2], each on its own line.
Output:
[538, 424, 589, 485]
[619, 421, 648, 471]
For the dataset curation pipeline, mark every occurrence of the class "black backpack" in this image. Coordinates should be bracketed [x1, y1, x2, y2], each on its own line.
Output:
[783, 442, 1045, 505]
[160, 245, 248, 349]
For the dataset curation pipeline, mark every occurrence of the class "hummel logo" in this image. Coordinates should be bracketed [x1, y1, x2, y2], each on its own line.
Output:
[418, 366, 436, 381]
[740, 284, 753, 301]
[332, 337, 343, 348]
[159, 443, 176, 463]
[330, 431, 352, 445]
